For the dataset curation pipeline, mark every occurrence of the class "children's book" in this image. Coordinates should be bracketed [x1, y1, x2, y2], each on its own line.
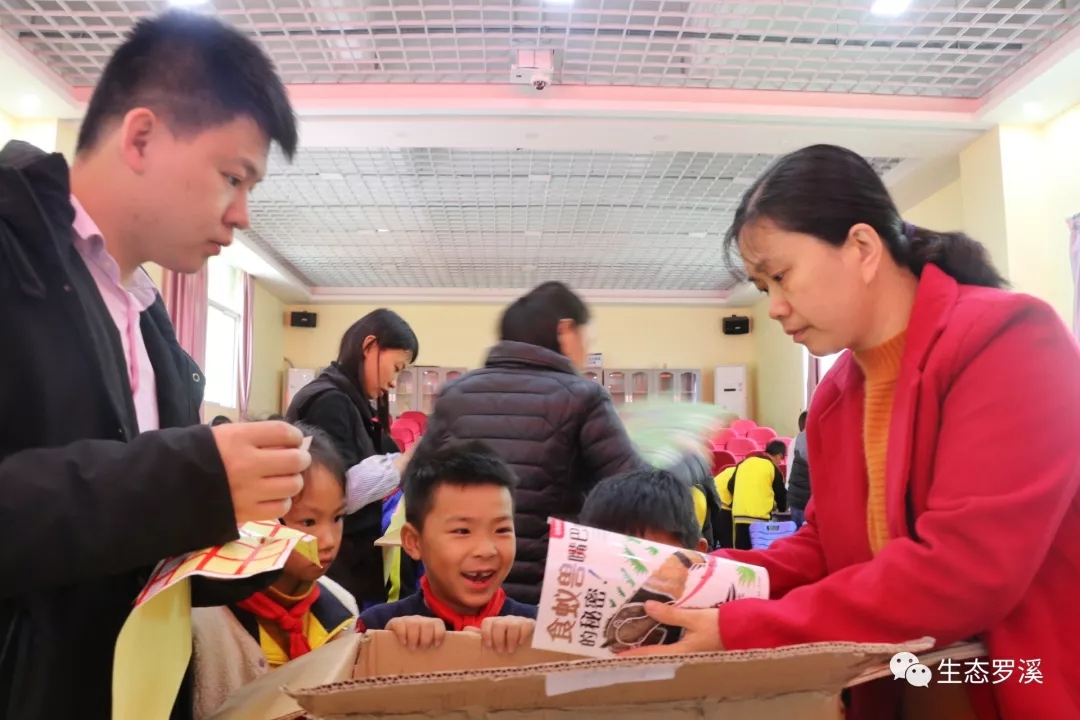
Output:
[532, 519, 769, 659]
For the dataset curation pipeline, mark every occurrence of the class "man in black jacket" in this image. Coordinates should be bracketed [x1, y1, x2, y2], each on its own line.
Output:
[416, 282, 648, 604]
[0, 12, 309, 720]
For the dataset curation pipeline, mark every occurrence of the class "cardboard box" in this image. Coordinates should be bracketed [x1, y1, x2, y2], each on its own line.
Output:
[209, 631, 984, 720]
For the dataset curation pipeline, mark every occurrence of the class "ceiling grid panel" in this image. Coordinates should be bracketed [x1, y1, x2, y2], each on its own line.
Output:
[1, 0, 1076, 96]
[241, 147, 901, 291]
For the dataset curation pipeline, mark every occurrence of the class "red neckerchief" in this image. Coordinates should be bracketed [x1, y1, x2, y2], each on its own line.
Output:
[420, 575, 506, 631]
[236, 584, 322, 660]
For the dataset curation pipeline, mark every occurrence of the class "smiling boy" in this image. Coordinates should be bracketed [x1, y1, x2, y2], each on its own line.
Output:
[356, 442, 536, 653]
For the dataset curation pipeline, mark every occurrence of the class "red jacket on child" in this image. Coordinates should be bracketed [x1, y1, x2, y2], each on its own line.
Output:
[716, 265, 1080, 720]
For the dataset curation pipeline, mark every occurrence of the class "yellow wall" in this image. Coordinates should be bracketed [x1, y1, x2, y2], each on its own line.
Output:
[751, 298, 804, 437]
[0, 111, 13, 146]
[903, 179, 964, 232]
[282, 302, 757, 404]
[1041, 107, 1080, 329]
[55, 119, 78, 162]
[0, 118, 59, 153]
[248, 281, 287, 417]
[959, 128, 1011, 279]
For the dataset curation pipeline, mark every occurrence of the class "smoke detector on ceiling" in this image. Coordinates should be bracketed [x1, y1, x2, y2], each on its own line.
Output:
[511, 49, 555, 91]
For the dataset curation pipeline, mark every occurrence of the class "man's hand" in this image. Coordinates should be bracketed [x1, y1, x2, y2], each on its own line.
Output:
[465, 616, 536, 654]
[212, 421, 311, 524]
[385, 616, 447, 650]
[618, 602, 724, 656]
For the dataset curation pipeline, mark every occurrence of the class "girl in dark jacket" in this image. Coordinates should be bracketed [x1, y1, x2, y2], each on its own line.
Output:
[416, 282, 648, 604]
[286, 309, 419, 607]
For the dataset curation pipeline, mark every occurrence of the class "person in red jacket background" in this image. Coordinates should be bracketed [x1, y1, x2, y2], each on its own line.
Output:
[625, 144, 1080, 720]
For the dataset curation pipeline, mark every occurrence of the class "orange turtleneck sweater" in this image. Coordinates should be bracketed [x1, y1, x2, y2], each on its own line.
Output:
[854, 331, 978, 720]
[854, 330, 907, 555]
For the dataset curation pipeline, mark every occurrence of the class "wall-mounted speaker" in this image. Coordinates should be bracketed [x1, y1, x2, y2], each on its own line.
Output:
[289, 311, 317, 328]
[722, 315, 751, 335]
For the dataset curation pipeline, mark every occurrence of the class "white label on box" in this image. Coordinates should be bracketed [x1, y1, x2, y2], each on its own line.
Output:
[544, 664, 681, 697]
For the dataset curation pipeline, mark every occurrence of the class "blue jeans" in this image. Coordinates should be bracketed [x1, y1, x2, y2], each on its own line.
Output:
[791, 507, 806, 529]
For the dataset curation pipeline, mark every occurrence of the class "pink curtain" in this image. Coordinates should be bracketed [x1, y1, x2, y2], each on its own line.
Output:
[238, 272, 255, 418]
[161, 267, 208, 369]
[1069, 214, 1080, 343]
[806, 353, 822, 405]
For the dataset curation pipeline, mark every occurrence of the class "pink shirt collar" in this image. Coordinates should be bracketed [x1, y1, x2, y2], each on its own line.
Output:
[70, 195, 157, 311]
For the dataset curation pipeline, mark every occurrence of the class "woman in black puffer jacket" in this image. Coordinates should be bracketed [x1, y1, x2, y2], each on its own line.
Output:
[414, 282, 648, 604]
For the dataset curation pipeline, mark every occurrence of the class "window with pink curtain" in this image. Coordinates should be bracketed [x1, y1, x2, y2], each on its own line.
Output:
[160, 266, 208, 370]
[204, 260, 244, 410]
[1069, 214, 1080, 342]
[238, 273, 255, 418]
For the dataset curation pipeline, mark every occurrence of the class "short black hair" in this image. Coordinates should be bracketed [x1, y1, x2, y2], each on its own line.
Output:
[579, 469, 701, 550]
[209, 415, 231, 426]
[765, 440, 787, 457]
[499, 281, 590, 355]
[294, 422, 346, 490]
[403, 441, 517, 530]
[798, 411, 808, 432]
[77, 11, 297, 159]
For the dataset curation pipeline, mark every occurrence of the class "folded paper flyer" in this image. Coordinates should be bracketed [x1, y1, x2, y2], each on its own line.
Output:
[113, 521, 318, 720]
[533, 519, 768, 659]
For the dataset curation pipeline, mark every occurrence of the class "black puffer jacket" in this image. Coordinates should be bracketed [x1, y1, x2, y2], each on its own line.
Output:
[418, 341, 647, 604]
[788, 437, 811, 512]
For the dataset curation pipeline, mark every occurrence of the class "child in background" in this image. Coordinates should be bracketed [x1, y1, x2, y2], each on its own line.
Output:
[191, 425, 357, 720]
[357, 441, 536, 654]
[716, 441, 788, 550]
[579, 468, 710, 552]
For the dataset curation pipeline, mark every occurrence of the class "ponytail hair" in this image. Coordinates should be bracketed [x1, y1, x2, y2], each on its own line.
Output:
[724, 144, 1007, 290]
[903, 224, 1007, 289]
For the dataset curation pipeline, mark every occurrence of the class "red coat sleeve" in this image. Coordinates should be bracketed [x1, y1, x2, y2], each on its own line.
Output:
[718, 306, 1080, 650]
[712, 498, 828, 598]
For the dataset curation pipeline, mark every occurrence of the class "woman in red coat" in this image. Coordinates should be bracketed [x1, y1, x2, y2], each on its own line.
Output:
[628, 144, 1080, 720]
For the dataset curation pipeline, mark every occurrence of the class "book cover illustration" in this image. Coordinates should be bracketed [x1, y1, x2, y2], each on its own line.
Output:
[533, 519, 769, 659]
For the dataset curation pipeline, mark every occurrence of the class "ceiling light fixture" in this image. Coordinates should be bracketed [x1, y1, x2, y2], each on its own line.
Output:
[870, 0, 911, 16]
[375, 228, 390, 233]
[169, 0, 208, 7]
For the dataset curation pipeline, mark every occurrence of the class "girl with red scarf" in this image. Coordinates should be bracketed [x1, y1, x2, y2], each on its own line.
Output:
[192, 426, 357, 719]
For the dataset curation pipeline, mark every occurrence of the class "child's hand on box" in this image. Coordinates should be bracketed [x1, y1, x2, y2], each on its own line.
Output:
[385, 616, 447, 650]
[466, 616, 536, 654]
